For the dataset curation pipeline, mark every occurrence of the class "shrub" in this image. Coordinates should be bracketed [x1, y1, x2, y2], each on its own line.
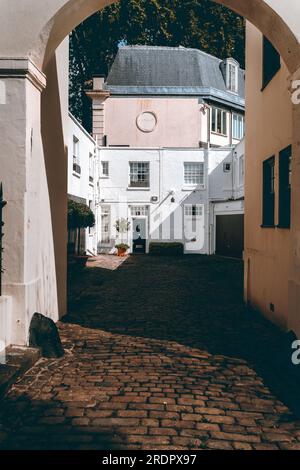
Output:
[68, 200, 95, 230]
[68, 200, 95, 255]
[149, 242, 184, 256]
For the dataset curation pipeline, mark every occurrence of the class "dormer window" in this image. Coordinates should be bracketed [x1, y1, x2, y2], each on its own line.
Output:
[225, 59, 239, 94]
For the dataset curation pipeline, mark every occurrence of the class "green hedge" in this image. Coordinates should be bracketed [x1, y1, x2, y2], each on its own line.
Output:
[149, 242, 184, 256]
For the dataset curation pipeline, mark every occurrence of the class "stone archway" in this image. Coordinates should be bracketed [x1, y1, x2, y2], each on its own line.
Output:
[1, 0, 300, 345]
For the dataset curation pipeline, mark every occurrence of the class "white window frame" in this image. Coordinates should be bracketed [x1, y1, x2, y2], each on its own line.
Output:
[226, 60, 239, 93]
[129, 162, 150, 189]
[130, 206, 149, 217]
[101, 161, 109, 178]
[232, 113, 245, 140]
[89, 153, 94, 183]
[239, 155, 245, 187]
[101, 206, 111, 245]
[223, 162, 231, 173]
[184, 162, 205, 188]
[184, 205, 203, 217]
[211, 107, 228, 136]
[73, 136, 80, 166]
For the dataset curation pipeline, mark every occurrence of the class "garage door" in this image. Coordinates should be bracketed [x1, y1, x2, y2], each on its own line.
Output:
[216, 214, 244, 258]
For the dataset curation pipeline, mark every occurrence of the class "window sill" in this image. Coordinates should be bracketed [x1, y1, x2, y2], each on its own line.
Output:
[260, 224, 275, 229]
[72, 172, 81, 179]
[211, 131, 228, 138]
[100, 176, 109, 179]
[127, 187, 150, 191]
[182, 186, 205, 191]
[276, 224, 291, 230]
[227, 89, 238, 95]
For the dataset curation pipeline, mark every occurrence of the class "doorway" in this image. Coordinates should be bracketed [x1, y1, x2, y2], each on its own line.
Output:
[216, 214, 244, 258]
[132, 218, 147, 254]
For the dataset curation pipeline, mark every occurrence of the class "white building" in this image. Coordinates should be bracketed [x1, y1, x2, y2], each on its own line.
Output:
[209, 139, 245, 257]
[68, 45, 246, 259]
[97, 143, 245, 257]
[68, 113, 99, 255]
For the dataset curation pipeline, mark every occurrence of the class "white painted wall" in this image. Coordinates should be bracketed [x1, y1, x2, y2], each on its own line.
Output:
[208, 139, 245, 254]
[209, 139, 245, 201]
[68, 113, 99, 255]
[97, 146, 235, 255]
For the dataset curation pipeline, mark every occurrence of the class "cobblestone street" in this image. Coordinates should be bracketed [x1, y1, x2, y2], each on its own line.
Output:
[1, 255, 300, 450]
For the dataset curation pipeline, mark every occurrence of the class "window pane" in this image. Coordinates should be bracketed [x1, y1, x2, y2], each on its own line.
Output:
[262, 157, 275, 226]
[222, 111, 227, 135]
[217, 109, 222, 133]
[279, 145, 292, 227]
[184, 205, 203, 216]
[129, 162, 150, 187]
[184, 163, 204, 185]
[131, 206, 149, 216]
[102, 161, 109, 176]
[101, 207, 110, 243]
[211, 108, 216, 132]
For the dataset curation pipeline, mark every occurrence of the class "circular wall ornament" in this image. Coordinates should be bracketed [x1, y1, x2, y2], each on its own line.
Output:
[136, 111, 157, 133]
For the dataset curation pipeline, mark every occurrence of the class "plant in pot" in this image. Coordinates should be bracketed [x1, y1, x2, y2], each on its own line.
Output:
[115, 243, 130, 257]
[68, 200, 95, 267]
[114, 218, 130, 256]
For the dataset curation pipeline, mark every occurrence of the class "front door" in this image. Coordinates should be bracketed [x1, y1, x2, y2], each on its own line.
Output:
[132, 218, 147, 254]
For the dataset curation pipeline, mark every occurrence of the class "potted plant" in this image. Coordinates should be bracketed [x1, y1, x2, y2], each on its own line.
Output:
[68, 200, 95, 267]
[114, 218, 130, 256]
[115, 243, 130, 257]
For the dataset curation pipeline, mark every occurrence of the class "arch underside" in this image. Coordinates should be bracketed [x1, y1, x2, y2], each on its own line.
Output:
[37, 0, 300, 74]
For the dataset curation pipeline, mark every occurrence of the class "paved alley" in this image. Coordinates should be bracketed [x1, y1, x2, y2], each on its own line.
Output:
[1, 255, 300, 450]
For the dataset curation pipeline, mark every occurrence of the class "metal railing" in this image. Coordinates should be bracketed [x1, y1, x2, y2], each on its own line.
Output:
[0, 183, 7, 296]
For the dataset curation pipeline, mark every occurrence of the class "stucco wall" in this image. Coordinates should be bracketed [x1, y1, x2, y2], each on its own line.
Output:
[105, 97, 202, 148]
[244, 22, 293, 329]
[68, 113, 98, 254]
[97, 147, 233, 254]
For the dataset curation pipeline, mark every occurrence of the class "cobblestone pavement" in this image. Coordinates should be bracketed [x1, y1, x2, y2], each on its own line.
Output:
[1, 255, 300, 450]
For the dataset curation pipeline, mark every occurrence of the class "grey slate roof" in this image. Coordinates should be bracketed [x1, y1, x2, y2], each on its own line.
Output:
[105, 45, 245, 110]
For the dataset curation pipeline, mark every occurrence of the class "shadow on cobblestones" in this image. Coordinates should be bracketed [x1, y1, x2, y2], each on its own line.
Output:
[65, 256, 300, 417]
[1, 255, 300, 450]
[66, 256, 282, 364]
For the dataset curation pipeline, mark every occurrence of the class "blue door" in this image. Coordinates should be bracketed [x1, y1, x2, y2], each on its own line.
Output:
[132, 218, 146, 254]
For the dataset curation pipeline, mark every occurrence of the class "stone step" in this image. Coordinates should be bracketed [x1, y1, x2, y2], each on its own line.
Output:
[0, 346, 40, 399]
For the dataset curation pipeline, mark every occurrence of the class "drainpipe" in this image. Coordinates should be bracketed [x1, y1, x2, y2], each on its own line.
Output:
[229, 110, 233, 147]
[231, 148, 237, 200]
[159, 147, 163, 203]
[207, 106, 211, 149]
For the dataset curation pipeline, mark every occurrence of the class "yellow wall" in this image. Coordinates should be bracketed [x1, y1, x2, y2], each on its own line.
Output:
[245, 22, 293, 329]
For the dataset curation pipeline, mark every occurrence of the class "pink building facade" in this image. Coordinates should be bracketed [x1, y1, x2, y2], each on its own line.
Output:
[88, 46, 245, 150]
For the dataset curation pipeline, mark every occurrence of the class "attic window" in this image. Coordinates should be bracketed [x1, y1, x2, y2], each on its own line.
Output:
[226, 59, 239, 94]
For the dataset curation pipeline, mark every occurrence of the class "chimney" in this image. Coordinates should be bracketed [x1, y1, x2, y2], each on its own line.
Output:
[93, 75, 105, 90]
[86, 75, 110, 145]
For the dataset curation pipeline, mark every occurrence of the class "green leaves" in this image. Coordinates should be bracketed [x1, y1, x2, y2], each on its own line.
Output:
[114, 218, 131, 234]
[68, 200, 95, 230]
